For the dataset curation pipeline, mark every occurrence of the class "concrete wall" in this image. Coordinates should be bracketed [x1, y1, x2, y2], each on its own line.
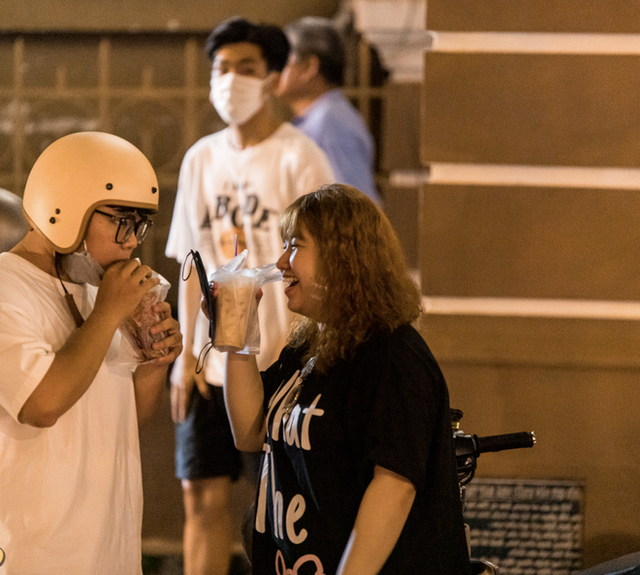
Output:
[0, 0, 340, 32]
[422, 1, 640, 568]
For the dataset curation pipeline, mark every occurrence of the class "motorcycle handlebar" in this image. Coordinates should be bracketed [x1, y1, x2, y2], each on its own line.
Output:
[475, 431, 536, 454]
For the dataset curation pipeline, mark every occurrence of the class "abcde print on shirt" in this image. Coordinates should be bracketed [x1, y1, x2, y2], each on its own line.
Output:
[201, 179, 276, 261]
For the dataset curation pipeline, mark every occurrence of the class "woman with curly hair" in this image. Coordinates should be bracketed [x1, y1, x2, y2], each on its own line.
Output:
[223, 184, 471, 575]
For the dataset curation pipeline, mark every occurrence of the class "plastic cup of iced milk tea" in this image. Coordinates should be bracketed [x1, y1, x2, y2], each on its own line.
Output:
[214, 273, 257, 351]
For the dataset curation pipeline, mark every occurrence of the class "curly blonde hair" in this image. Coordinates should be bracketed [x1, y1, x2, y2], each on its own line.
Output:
[279, 184, 422, 372]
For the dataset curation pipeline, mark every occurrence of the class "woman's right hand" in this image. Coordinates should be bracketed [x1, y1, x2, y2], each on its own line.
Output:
[200, 282, 263, 319]
[200, 281, 218, 320]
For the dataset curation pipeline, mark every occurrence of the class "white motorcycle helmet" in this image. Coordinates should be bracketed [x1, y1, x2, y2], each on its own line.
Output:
[23, 132, 159, 254]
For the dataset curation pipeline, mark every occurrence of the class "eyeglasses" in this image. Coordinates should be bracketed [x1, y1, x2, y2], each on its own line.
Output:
[93, 209, 153, 245]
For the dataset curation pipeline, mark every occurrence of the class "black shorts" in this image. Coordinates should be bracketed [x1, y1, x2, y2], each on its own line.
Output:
[175, 383, 243, 481]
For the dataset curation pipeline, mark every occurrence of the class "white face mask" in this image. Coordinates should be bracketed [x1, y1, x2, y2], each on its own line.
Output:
[62, 243, 104, 286]
[209, 73, 268, 126]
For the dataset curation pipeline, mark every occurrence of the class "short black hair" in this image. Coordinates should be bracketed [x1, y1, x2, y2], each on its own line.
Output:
[205, 17, 290, 73]
[285, 17, 345, 87]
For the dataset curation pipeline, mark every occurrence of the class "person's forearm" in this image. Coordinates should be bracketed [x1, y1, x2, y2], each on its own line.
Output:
[179, 271, 202, 355]
[170, 270, 209, 422]
[133, 363, 168, 426]
[132, 300, 183, 426]
[336, 466, 417, 575]
[224, 351, 266, 451]
[19, 260, 166, 428]
[18, 306, 121, 427]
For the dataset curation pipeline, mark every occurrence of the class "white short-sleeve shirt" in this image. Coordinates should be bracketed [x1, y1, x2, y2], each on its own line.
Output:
[0, 252, 143, 574]
[166, 122, 334, 383]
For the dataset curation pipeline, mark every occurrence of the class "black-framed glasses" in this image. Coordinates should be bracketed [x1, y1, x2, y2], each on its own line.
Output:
[94, 209, 153, 245]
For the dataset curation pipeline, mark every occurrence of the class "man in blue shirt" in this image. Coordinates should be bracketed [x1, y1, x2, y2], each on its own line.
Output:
[277, 17, 382, 204]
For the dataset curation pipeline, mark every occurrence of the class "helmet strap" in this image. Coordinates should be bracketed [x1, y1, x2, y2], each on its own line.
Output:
[54, 252, 85, 328]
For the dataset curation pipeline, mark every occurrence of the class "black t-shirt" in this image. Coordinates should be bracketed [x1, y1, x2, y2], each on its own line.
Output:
[251, 324, 471, 575]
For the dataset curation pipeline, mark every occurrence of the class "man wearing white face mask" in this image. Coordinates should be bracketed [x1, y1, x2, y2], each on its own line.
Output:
[165, 17, 334, 575]
[210, 67, 272, 127]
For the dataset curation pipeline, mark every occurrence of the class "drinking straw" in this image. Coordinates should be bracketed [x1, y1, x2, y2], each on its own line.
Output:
[234, 234, 238, 257]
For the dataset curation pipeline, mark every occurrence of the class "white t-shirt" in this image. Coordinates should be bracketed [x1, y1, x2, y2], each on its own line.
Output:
[0, 253, 143, 575]
[166, 122, 334, 383]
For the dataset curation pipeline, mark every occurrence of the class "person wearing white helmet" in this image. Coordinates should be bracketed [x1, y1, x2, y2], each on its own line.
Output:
[0, 131, 183, 574]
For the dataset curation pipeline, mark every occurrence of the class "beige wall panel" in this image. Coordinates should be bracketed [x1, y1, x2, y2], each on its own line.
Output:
[420, 184, 640, 299]
[381, 82, 422, 268]
[0, 0, 340, 32]
[416, 313, 640, 568]
[382, 183, 419, 268]
[422, 53, 640, 168]
[381, 82, 422, 172]
[426, 0, 640, 33]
